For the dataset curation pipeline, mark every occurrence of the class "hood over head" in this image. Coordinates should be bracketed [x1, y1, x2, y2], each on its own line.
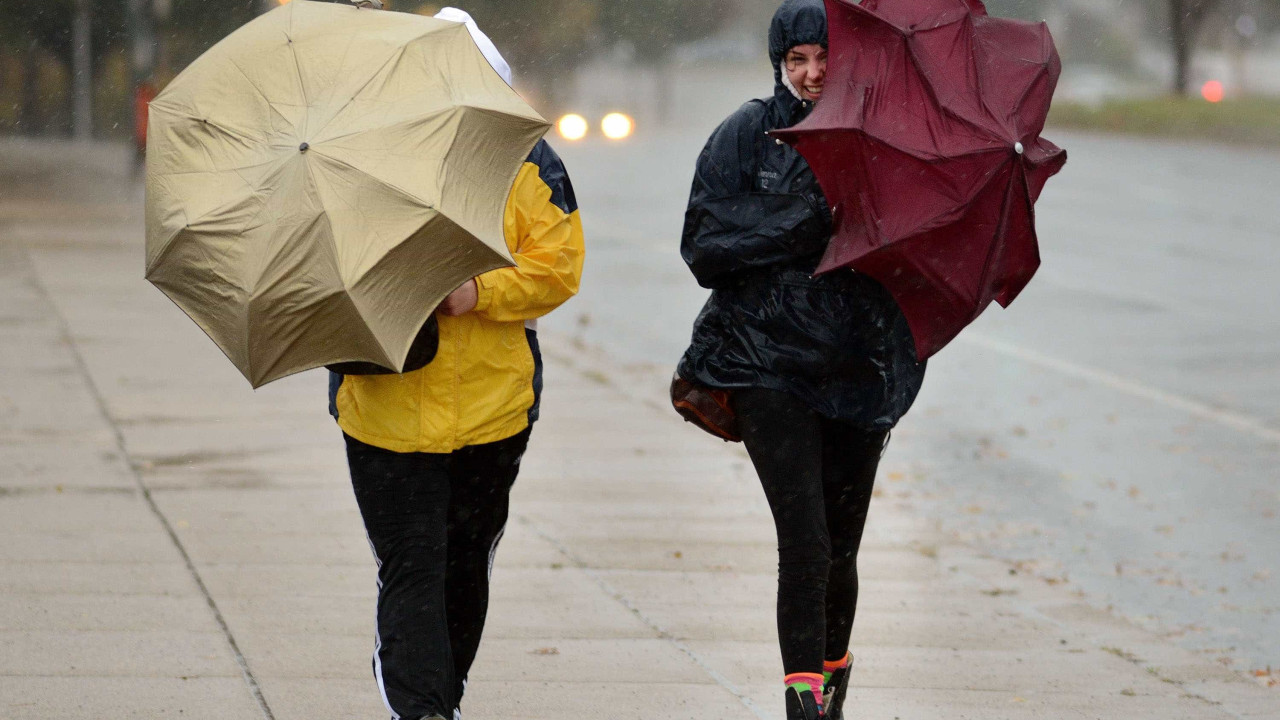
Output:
[768, 0, 828, 93]
[434, 7, 513, 86]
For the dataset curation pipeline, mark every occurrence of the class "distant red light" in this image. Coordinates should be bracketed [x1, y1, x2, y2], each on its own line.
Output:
[1201, 80, 1225, 103]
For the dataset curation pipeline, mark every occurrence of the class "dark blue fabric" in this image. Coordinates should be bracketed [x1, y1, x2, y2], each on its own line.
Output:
[525, 328, 543, 425]
[527, 139, 578, 215]
[328, 371, 343, 420]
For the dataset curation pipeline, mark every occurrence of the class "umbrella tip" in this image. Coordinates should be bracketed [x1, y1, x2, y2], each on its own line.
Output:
[299, 142, 310, 153]
[1014, 142, 1024, 155]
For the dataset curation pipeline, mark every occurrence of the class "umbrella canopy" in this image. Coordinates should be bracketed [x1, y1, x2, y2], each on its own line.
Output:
[772, 0, 1066, 360]
[145, 0, 549, 387]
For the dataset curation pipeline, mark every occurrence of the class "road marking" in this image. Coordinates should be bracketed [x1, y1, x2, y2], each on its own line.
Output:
[961, 333, 1280, 444]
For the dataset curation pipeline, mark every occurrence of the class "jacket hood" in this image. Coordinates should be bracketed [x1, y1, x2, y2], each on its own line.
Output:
[768, 0, 828, 93]
[434, 7, 513, 85]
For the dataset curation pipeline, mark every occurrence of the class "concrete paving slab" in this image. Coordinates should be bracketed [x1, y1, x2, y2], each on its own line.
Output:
[633, 600, 1058, 649]
[198, 563, 375, 600]
[0, 676, 264, 720]
[0, 440, 136, 490]
[253, 677, 384, 720]
[0, 593, 225, 632]
[684, 641, 1177, 695]
[0, 630, 240, 678]
[226, 630, 373, 681]
[0, 492, 159, 532]
[0, 561, 196, 596]
[592, 569, 1054, 616]
[0, 530, 184, 564]
[459, 681, 752, 720]
[467, 638, 706, 684]
[151, 486, 360, 526]
[174, 530, 373, 567]
[845, 685, 1239, 720]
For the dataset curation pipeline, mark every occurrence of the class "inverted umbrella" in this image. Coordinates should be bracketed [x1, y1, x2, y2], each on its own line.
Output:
[145, 0, 549, 387]
[772, 0, 1066, 360]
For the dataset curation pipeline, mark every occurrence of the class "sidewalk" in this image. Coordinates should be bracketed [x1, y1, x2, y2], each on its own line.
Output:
[0, 140, 1274, 719]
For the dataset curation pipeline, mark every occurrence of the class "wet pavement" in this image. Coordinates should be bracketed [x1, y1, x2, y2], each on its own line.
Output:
[547, 127, 1280, 673]
[1, 132, 1276, 718]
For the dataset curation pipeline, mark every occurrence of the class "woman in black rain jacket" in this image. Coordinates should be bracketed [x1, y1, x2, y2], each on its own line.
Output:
[676, 1, 925, 718]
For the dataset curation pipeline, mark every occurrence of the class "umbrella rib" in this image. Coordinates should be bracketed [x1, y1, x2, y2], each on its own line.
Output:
[285, 17, 312, 137]
[971, 166, 1022, 315]
[964, 15, 1004, 139]
[312, 106, 455, 147]
[309, 148, 437, 212]
[311, 20, 359, 117]
[221, 54, 290, 135]
[298, 152, 362, 291]
[309, 45, 407, 142]
[309, 22, 460, 143]
[861, 133, 1015, 241]
[176, 157, 292, 230]
[149, 104, 263, 145]
[902, 20, 1004, 146]
[153, 155, 283, 179]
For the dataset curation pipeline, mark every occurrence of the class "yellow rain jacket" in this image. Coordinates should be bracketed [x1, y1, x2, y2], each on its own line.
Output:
[330, 140, 584, 453]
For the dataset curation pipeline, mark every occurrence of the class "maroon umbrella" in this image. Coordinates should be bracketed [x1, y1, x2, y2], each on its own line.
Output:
[772, 0, 1067, 360]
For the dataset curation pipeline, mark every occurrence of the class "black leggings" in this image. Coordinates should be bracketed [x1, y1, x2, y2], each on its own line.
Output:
[734, 388, 888, 676]
[345, 428, 530, 720]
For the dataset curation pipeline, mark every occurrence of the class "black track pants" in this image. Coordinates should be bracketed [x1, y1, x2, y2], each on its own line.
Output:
[733, 388, 887, 676]
[344, 428, 531, 719]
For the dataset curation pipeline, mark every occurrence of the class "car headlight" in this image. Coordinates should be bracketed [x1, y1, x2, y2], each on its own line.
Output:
[601, 112, 634, 140]
[557, 114, 589, 141]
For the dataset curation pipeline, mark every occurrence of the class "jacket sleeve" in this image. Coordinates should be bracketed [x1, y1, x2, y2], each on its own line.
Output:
[472, 158, 585, 323]
[680, 107, 831, 289]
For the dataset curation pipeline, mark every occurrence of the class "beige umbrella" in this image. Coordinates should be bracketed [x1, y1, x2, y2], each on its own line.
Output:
[144, 0, 549, 388]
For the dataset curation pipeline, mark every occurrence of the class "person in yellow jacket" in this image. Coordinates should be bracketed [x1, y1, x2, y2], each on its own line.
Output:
[327, 9, 583, 720]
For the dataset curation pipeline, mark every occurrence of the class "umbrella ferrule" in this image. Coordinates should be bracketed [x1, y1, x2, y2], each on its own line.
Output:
[299, 142, 310, 153]
[1014, 142, 1024, 155]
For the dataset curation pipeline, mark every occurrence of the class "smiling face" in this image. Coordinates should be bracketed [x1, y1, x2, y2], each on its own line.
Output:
[784, 43, 827, 101]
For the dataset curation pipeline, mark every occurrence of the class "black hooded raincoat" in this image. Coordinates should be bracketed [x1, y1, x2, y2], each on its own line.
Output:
[677, 0, 925, 429]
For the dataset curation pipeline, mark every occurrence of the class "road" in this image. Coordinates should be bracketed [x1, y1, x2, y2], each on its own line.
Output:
[547, 127, 1280, 672]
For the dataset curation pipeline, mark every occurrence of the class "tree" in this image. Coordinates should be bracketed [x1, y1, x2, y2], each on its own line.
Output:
[0, 0, 127, 135]
[1169, 0, 1222, 95]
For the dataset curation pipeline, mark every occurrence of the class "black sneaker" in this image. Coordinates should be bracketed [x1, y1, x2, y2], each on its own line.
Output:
[785, 685, 825, 720]
[824, 664, 850, 720]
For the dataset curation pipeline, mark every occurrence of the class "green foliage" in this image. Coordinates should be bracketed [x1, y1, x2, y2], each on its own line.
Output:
[1049, 96, 1280, 146]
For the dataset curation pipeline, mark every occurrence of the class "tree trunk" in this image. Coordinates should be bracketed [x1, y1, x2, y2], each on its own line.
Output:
[1169, 0, 1221, 96]
[1171, 0, 1190, 95]
[72, 0, 93, 140]
[19, 42, 42, 136]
